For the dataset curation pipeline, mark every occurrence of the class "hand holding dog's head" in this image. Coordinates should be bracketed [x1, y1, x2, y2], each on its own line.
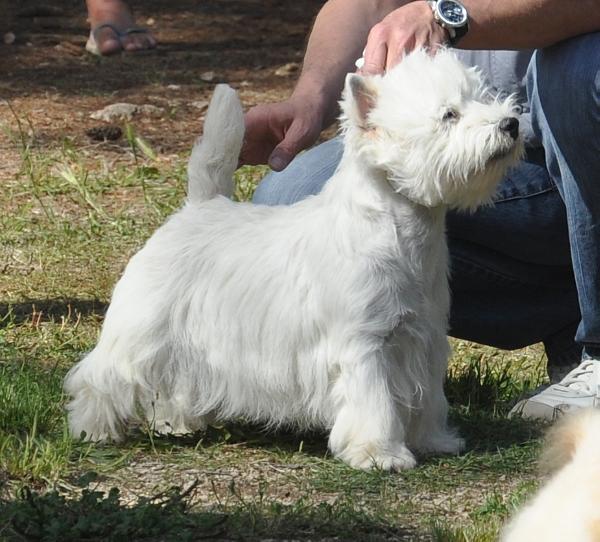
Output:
[341, 49, 523, 211]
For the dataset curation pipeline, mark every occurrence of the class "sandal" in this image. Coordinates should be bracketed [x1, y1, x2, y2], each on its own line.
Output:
[86, 23, 155, 56]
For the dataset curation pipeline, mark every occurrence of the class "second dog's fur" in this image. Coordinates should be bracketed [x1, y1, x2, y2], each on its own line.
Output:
[502, 409, 600, 541]
[65, 50, 522, 470]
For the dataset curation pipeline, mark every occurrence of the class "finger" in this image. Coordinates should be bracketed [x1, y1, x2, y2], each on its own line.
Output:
[268, 120, 316, 171]
[239, 108, 276, 166]
[239, 136, 272, 167]
[384, 37, 412, 72]
[362, 39, 388, 75]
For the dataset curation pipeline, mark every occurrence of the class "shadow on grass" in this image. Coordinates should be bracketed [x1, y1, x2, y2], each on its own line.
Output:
[450, 408, 543, 453]
[115, 421, 331, 463]
[0, 299, 108, 327]
[0, 477, 417, 542]
[93, 387, 543, 466]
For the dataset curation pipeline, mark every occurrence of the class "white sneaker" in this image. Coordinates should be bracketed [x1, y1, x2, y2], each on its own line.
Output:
[509, 356, 600, 420]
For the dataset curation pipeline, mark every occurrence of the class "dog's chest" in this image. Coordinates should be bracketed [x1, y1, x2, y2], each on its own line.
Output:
[335, 208, 449, 336]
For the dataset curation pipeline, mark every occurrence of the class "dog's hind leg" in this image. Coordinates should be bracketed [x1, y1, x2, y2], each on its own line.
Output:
[64, 306, 173, 442]
[64, 345, 138, 442]
[328, 350, 417, 471]
[144, 389, 210, 437]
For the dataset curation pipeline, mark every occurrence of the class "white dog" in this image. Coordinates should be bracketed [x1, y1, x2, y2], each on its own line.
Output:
[502, 409, 600, 541]
[65, 49, 521, 470]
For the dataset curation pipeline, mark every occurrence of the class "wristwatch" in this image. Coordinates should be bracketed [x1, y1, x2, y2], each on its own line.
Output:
[427, 0, 469, 46]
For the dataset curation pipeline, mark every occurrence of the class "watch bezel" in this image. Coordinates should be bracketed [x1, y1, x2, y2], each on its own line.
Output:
[435, 0, 468, 29]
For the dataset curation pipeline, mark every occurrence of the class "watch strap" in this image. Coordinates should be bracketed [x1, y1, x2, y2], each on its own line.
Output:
[449, 20, 469, 45]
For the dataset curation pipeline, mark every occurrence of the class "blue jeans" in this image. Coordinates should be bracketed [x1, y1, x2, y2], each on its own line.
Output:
[253, 33, 600, 367]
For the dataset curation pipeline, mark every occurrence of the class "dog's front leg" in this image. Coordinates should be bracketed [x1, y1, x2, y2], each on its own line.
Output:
[410, 336, 465, 455]
[328, 351, 416, 471]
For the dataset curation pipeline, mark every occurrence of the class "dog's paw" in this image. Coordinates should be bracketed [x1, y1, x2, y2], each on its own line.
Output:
[340, 443, 417, 471]
[149, 417, 206, 437]
[415, 432, 465, 455]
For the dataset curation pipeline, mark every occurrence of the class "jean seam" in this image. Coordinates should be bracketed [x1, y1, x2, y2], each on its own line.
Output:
[450, 252, 530, 286]
[494, 185, 556, 204]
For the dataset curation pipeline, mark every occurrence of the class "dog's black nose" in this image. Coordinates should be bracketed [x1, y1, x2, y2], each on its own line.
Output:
[499, 117, 519, 140]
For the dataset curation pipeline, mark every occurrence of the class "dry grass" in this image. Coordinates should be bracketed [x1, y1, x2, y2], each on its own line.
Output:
[0, 106, 548, 541]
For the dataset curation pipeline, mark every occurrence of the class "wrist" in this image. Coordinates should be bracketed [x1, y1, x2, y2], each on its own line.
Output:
[290, 84, 333, 128]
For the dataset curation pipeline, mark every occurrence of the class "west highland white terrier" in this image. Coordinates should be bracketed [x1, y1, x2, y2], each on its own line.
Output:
[502, 409, 600, 541]
[65, 49, 522, 470]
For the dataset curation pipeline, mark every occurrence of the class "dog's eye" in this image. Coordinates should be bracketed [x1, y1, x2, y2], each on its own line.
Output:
[442, 109, 459, 121]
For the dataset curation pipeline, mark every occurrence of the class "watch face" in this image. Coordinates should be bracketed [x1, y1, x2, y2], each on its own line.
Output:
[438, 0, 467, 25]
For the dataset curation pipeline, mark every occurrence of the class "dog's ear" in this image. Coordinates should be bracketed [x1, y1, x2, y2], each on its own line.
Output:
[344, 74, 378, 130]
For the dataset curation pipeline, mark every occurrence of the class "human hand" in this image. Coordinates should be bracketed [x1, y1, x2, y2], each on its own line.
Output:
[240, 96, 325, 171]
[361, 1, 448, 75]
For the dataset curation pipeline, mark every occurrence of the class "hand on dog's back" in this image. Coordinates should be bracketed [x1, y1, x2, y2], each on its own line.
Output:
[241, 98, 323, 172]
[360, 1, 448, 75]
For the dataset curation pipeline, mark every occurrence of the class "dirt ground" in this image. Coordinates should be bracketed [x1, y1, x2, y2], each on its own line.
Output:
[1, 0, 325, 178]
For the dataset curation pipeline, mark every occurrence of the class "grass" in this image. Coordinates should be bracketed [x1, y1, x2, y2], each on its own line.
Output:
[0, 113, 549, 541]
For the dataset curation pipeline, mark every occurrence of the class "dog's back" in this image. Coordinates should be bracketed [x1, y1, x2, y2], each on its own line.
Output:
[502, 409, 600, 541]
[187, 84, 245, 202]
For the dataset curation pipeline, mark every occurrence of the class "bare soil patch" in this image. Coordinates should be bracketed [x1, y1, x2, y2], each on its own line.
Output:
[1, 0, 323, 176]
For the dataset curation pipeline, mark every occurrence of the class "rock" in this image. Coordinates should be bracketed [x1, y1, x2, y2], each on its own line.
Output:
[190, 100, 209, 111]
[167, 84, 181, 90]
[138, 104, 164, 116]
[275, 62, 300, 76]
[90, 103, 164, 122]
[200, 71, 215, 82]
[4, 32, 16, 45]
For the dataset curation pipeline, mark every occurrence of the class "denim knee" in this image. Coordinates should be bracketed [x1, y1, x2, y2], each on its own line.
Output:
[530, 33, 600, 145]
[252, 138, 344, 206]
[252, 173, 286, 205]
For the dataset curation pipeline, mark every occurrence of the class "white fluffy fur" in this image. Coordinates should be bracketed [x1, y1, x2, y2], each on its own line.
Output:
[502, 409, 600, 541]
[64, 49, 522, 470]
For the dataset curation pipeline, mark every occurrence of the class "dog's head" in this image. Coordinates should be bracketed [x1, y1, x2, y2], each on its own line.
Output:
[340, 49, 523, 210]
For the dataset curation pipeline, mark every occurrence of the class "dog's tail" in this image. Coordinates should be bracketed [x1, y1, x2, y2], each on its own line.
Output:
[187, 84, 245, 202]
[540, 408, 600, 474]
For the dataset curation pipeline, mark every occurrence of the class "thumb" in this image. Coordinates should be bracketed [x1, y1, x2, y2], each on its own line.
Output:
[268, 145, 294, 172]
[268, 119, 316, 172]
[269, 138, 300, 171]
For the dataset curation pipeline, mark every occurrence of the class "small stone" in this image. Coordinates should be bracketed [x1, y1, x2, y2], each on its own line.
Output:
[274, 62, 300, 76]
[190, 100, 209, 111]
[146, 17, 155, 26]
[167, 84, 181, 90]
[4, 32, 16, 45]
[138, 104, 164, 116]
[90, 103, 164, 122]
[91, 103, 137, 121]
[200, 71, 215, 82]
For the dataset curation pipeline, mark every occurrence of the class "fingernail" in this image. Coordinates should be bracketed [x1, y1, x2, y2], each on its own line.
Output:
[269, 155, 287, 171]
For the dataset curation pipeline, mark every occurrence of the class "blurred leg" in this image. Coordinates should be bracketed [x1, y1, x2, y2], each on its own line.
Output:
[86, 0, 156, 55]
[527, 33, 600, 358]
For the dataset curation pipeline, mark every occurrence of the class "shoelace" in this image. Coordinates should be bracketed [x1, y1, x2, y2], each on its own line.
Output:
[554, 359, 599, 394]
